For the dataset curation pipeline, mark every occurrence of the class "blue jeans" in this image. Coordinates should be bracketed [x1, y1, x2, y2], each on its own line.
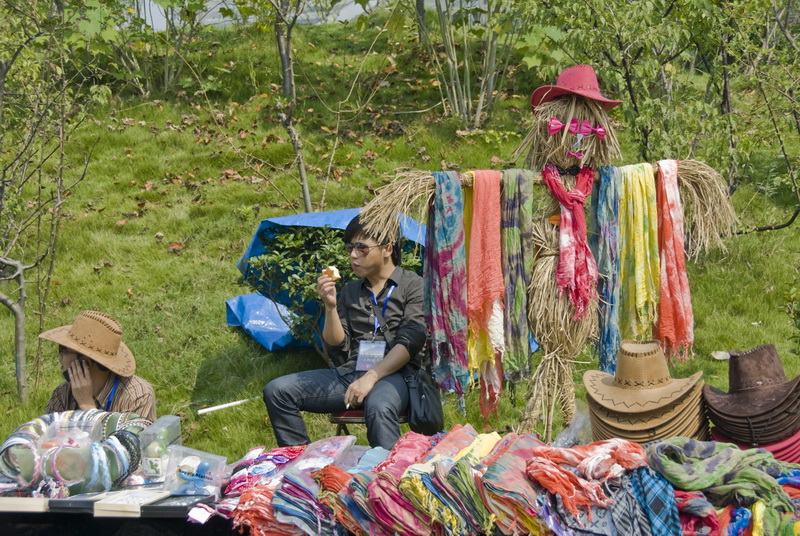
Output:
[263, 369, 409, 449]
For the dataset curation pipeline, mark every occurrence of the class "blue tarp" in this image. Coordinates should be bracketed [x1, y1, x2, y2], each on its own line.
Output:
[230, 208, 426, 351]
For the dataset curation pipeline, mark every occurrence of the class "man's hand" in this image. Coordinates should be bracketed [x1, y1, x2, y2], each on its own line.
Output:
[316, 273, 338, 309]
[344, 370, 378, 408]
[68, 360, 95, 410]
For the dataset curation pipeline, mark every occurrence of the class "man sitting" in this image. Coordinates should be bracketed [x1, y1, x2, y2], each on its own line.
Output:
[263, 215, 427, 449]
[41, 310, 157, 422]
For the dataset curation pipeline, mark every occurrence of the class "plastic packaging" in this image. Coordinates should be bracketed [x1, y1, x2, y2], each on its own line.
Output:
[551, 399, 593, 447]
[164, 446, 227, 500]
[139, 416, 182, 483]
[38, 419, 102, 450]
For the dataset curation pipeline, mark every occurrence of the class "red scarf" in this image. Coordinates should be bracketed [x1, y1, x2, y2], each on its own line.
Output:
[542, 164, 598, 319]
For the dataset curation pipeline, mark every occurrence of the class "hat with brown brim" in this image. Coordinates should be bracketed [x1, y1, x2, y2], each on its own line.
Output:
[587, 381, 704, 431]
[584, 340, 703, 414]
[590, 409, 709, 443]
[705, 382, 800, 424]
[39, 311, 136, 377]
[705, 405, 800, 446]
[711, 427, 800, 463]
[702, 344, 800, 418]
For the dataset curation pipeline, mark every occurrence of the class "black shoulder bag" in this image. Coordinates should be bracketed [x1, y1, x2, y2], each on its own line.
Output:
[372, 300, 444, 436]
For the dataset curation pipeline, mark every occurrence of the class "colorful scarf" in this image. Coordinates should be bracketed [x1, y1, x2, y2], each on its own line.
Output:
[543, 164, 598, 319]
[653, 159, 694, 361]
[674, 490, 719, 536]
[501, 169, 536, 379]
[525, 438, 648, 518]
[591, 166, 622, 373]
[466, 170, 505, 421]
[424, 171, 470, 398]
[617, 163, 660, 340]
[646, 438, 799, 514]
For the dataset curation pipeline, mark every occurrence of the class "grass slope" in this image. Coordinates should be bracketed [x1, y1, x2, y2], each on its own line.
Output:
[0, 20, 798, 461]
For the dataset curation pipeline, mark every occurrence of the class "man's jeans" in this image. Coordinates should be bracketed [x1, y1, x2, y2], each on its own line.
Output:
[263, 368, 409, 450]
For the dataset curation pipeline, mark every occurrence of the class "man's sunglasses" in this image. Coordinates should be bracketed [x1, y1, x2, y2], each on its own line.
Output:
[345, 242, 385, 256]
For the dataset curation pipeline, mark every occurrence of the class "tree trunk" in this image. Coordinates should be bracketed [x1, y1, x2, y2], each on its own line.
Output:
[415, 0, 426, 43]
[0, 260, 28, 402]
[275, 14, 295, 101]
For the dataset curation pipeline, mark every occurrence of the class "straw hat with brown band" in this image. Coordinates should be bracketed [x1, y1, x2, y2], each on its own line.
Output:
[39, 311, 136, 378]
[583, 340, 703, 414]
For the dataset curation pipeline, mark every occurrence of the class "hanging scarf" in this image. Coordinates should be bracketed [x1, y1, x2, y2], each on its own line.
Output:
[543, 164, 598, 319]
[467, 170, 505, 421]
[424, 171, 470, 398]
[653, 159, 694, 361]
[501, 169, 535, 379]
[591, 166, 622, 373]
[617, 163, 660, 340]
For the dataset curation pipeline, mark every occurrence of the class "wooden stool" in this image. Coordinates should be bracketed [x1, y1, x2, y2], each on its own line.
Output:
[328, 409, 409, 436]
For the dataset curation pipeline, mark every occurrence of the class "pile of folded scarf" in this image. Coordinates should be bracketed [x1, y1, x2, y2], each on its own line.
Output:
[207, 430, 800, 536]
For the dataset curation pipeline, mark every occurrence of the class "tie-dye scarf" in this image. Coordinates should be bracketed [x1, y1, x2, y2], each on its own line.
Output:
[591, 166, 622, 373]
[653, 159, 694, 362]
[501, 169, 535, 379]
[617, 163, 660, 340]
[424, 171, 470, 399]
[543, 164, 598, 319]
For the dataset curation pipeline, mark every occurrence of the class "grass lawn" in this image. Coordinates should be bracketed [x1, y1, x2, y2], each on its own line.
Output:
[0, 19, 798, 463]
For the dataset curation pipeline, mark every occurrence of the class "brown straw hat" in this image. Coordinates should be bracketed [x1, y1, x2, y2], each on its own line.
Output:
[583, 340, 703, 414]
[39, 311, 136, 377]
[702, 344, 800, 418]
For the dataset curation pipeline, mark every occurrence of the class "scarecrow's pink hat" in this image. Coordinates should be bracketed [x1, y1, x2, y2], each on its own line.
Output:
[530, 65, 623, 112]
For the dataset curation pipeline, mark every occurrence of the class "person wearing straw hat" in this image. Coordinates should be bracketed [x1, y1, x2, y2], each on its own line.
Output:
[40, 310, 156, 422]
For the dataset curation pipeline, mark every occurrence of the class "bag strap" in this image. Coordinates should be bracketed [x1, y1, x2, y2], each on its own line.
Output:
[371, 288, 434, 377]
[370, 296, 395, 346]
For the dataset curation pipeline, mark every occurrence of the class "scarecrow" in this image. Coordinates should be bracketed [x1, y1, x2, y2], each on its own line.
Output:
[360, 65, 737, 440]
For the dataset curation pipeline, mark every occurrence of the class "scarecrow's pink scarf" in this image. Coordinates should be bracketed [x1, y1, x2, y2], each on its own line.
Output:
[467, 170, 505, 422]
[653, 159, 694, 362]
[543, 164, 598, 319]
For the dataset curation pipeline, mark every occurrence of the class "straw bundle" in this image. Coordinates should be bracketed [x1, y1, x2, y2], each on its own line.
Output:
[360, 170, 435, 247]
[512, 96, 622, 170]
[676, 160, 739, 258]
[518, 214, 597, 440]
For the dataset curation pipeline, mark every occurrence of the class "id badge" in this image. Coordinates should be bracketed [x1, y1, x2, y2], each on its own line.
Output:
[356, 341, 386, 371]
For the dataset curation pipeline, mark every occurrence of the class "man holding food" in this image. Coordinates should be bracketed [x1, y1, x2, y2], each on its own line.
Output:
[263, 215, 427, 449]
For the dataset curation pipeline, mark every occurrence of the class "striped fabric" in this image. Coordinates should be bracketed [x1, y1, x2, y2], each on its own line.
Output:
[45, 374, 156, 422]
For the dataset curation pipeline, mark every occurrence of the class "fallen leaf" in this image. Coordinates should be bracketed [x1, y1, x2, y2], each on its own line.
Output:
[144, 181, 154, 191]
[116, 219, 127, 226]
[491, 156, 503, 166]
[127, 288, 135, 297]
[168, 242, 184, 252]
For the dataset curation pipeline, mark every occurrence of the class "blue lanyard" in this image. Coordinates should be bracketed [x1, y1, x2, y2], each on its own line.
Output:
[371, 284, 396, 337]
[105, 376, 119, 412]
